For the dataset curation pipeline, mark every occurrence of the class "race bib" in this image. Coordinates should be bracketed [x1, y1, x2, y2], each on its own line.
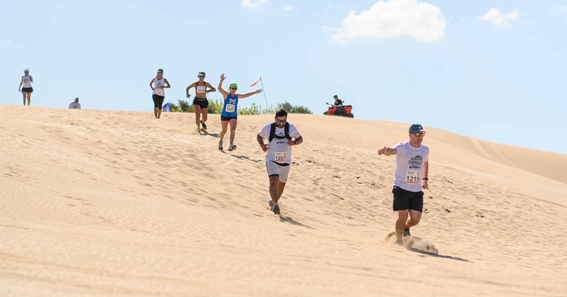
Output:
[405, 170, 421, 184]
[225, 104, 235, 113]
[197, 86, 206, 93]
[156, 87, 164, 96]
[275, 152, 287, 163]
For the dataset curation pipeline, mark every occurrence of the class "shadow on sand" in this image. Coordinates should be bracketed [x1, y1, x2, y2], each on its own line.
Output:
[409, 248, 471, 262]
[279, 215, 314, 229]
[231, 154, 262, 163]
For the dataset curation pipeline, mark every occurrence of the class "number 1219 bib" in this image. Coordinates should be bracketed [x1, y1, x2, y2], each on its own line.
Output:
[405, 170, 421, 184]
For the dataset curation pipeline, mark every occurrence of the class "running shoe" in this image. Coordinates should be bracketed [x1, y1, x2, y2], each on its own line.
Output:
[228, 144, 237, 151]
[200, 120, 207, 132]
[395, 238, 404, 246]
[218, 141, 223, 151]
[268, 200, 280, 215]
[403, 228, 411, 237]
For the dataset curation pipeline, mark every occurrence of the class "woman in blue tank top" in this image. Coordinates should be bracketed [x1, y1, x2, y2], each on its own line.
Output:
[217, 73, 263, 151]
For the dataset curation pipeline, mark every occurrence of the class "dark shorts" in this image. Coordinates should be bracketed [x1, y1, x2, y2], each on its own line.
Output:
[22, 87, 33, 93]
[392, 186, 423, 212]
[193, 98, 209, 109]
[221, 115, 237, 121]
[152, 94, 164, 109]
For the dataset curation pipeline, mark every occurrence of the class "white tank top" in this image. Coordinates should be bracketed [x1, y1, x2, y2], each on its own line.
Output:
[22, 75, 32, 88]
[153, 76, 165, 96]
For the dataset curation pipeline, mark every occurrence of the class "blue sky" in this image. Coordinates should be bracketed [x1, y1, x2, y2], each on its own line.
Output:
[1, 0, 566, 154]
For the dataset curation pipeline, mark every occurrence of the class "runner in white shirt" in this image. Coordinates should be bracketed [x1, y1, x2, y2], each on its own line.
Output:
[378, 124, 430, 246]
[256, 109, 303, 214]
[18, 69, 34, 106]
[149, 69, 171, 119]
[69, 98, 81, 109]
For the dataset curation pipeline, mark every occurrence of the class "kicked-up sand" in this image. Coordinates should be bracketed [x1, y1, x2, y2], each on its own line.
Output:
[1, 105, 566, 296]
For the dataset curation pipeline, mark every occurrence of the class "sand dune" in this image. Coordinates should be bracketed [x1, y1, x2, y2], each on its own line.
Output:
[1, 105, 566, 296]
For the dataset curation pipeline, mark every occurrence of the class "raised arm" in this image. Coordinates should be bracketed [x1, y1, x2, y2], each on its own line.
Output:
[186, 82, 196, 98]
[218, 73, 228, 98]
[163, 78, 171, 88]
[378, 146, 397, 156]
[237, 89, 263, 99]
[149, 78, 155, 91]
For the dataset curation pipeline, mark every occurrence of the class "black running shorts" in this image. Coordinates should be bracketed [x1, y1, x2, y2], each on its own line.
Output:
[193, 98, 209, 109]
[22, 87, 33, 93]
[153, 94, 164, 109]
[392, 186, 423, 212]
[221, 115, 237, 121]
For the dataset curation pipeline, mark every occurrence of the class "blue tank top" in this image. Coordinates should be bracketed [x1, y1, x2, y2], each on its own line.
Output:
[221, 94, 238, 117]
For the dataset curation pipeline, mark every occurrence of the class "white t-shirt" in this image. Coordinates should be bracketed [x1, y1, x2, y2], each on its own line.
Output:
[69, 102, 81, 109]
[258, 123, 301, 165]
[153, 76, 165, 96]
[393, 141, 429, 192]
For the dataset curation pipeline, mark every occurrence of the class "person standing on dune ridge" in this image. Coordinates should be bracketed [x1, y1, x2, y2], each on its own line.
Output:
[378, 124, 430, 246]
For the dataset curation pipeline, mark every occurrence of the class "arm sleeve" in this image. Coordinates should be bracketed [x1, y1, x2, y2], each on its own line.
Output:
[393, 142, 404, 154]
[290, 124, 301, 138]
[258, 124, 270, 138]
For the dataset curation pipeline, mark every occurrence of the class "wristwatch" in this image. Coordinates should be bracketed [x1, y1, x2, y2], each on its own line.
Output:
[422, 178, 428, 181]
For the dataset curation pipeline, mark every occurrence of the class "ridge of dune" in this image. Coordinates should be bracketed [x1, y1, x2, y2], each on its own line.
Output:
[1, 105, 566, 296]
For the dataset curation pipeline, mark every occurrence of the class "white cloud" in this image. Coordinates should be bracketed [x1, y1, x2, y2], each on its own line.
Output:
[283, 5, 294, 11]
[241, 0, 268, 9]
[0, 39, 12, 44]
[478, 8, 519, 29]
[331, 0, 447, 44]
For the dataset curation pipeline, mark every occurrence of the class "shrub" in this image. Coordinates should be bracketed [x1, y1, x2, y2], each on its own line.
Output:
[277, 102, 312, 114]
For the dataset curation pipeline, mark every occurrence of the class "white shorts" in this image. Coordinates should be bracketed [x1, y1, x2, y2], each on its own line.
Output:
[266, 161, 291, 183]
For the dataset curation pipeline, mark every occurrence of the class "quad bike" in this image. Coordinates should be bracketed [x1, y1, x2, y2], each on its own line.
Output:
[323, 102, 354, 118]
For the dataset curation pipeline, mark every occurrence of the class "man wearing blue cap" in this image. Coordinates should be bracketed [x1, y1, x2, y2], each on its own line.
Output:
[378, 124, 429, 246]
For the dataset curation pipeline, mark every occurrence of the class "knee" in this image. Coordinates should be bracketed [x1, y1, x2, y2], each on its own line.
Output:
[230, 128, 236, 133]
[410, 216, 421, 225]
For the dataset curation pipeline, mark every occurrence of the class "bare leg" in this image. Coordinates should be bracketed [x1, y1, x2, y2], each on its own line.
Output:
[22, 92, 26, 105]
[154, 107, 159, 118]
[27, 93, 31, 106]
[201, 107, 208, 125]
[277, 181, 286, 200]
[229, 119, 237, 145]
[193, 105, 201, 130]
[269, 176, 279, 204]
[405, 210, 422, 229]
[220, 120, 229, 142]
[157, 107, 162, 118]
[396, 210, 409, 244]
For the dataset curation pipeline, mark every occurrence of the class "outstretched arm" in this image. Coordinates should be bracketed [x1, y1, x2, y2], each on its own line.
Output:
[163, 78, 171, 88]
[237, 89, 263, 99]
[378, 146, 397, 156]
[218, 74, 228, 98]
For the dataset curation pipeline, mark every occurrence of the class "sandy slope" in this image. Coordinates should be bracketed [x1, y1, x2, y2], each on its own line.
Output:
[1, 105, 566, 296]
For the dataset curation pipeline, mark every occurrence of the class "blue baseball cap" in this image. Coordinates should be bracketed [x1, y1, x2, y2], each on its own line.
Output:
[409, 124, 425, 133]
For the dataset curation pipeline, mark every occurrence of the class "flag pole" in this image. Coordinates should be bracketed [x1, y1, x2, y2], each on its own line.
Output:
[259, 76, 268, 108]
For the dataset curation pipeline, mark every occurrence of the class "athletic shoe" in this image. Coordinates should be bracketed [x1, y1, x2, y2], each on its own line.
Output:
[228, 144, 237, 151]
[403, 228, 411, 237]
[395, 238, 404, 246]
[268, 200, 280, 215]
[218, 141, 223, 151]
[200, 120, 207, 132]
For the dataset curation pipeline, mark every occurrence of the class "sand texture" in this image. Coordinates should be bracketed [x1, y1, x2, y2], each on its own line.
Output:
[1, 105, 566, 296]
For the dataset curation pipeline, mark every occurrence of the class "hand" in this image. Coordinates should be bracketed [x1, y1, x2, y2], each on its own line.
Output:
[257, 89, 263, 94]
[378, 146, 387, 155]
[261, 144, 269, 152]
[151, 88, 155, 91]
[186, 94, 191, 98]
[422, 180, 429, 190]
[18, 89, 21, 92]
[287, 140, 294, 146]
[206, 90, 211, 93]
[220, 73, 225, 81]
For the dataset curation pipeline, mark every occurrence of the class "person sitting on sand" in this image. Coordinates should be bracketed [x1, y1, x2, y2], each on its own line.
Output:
[378, 124, 430, 246]
[69, 98, 81, 109]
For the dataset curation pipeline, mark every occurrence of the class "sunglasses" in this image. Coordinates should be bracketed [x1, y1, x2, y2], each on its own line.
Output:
[230, 88, 237, 90]
[414, 132, 426, 137]
[199, 75, 205, 78]
[276, 119, 287, 123]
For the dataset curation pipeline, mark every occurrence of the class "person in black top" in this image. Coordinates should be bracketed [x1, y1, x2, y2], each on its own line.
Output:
[333, 95, 343, 106]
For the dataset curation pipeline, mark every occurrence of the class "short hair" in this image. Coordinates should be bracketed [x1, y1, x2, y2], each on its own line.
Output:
[275, 108, 288, 118]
